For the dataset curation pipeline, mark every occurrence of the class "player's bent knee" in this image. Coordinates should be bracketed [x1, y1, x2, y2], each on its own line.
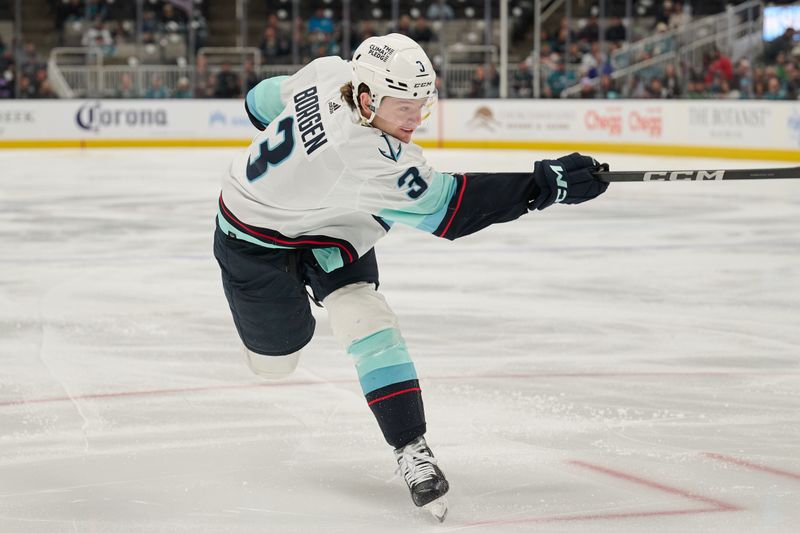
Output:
[244, 347, 300, 380]
[323, 282, 399, 347]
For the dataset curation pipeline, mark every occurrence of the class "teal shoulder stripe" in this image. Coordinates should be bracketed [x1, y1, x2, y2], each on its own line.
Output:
[347, 328, 412, 377]
[358, 362, 418, 395]
[379, 171, 456, 232]
[247, 76, 289, 125]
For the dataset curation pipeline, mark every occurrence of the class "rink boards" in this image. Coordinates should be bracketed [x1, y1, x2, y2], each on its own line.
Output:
[1, 98, 799, 161]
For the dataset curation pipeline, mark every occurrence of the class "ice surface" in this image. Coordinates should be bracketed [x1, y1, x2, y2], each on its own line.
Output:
[0, 148, 798, 532]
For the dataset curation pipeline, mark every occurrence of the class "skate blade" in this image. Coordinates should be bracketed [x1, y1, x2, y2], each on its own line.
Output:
[423, 496, 448, 523]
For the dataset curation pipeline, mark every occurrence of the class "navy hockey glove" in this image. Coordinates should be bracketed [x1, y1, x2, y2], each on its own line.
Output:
[528, 153, 609, 211]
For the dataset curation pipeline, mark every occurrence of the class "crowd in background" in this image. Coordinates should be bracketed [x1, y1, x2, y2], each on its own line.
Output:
[0, 0, 798, 100]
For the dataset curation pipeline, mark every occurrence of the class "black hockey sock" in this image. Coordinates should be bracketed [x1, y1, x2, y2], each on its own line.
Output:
[365, 379, 426, 448]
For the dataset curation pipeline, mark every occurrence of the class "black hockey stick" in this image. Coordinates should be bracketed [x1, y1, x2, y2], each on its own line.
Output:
[594, 166, 800, 183]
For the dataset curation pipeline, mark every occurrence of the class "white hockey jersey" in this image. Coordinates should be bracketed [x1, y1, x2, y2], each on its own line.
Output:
[218, 56, 459, 272]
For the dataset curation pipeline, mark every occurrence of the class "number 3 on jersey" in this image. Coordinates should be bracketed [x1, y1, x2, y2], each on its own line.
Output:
[246, 117, 295, 182]
[397, 167, 428, 199]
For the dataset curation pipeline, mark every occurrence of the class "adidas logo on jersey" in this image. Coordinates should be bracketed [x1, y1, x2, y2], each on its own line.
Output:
[328, 101, 341, 114]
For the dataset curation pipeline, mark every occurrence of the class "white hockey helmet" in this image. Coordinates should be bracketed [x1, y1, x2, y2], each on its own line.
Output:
[351, 33, 437, 125]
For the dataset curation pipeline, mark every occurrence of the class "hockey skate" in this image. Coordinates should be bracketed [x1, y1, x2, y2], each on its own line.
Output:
[394, 436, 449, 522]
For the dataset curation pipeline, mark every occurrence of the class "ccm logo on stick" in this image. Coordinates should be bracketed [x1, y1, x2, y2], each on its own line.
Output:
[644, 170, 726, 181]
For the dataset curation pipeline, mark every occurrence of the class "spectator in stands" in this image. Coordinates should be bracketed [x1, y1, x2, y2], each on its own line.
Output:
[546, 58, 574, 98]
[0, 32, 5, 55]
[668, 2, 691, 31]
[605, 17, 626, 43]
[555, 17, 575, 53]
[650, 23, 676, 56]
[354, 20, 378, 49]
[19, 43, 46, 79]
[37, 79, 56, 99]
[565, 42, 582, 66]
[260, 26, 290, 64]
[308, 30, 340, 60]
[395, 15, 413, 37]
[82, 17, 115, 56]
[577, 15, 600, 43]
[109, 20, 134, 46]
[645, 77, 667, 98]
[661, 63, 682, 98]
[145, 76, 170, 99]
[785, 62, 799, 100]
[427, 2, 455, 20]
[173, 77, 193, 98]
[512, 61, 533, 98]
[686, 77, 709, 99]
[243, 59, 258, 93]
[764, 76, 786, 100]
[654, 0, 673, 27]
[57, 0, 84, 31]
[142, 9, 160, 37]
[579, 78, 596, 98]
[752, 78, 766, 99]
[624, 74, 647, 98]
[86, 0, 108, 21]
[411, 17, 435, 44]
[718, 78, 738, 99]
[307, 8, 333, 35]
[598, 74, 619, 99]
[774, 51, 790, 85]
[0, 69, 14, 99]
[161, 3, 187, 32]
[467, 64, 499, 98]
[764, 27, 795, 63]
[0, 49, 14, 75]
[584, 45, 613, 80]
[705, 48, 733, 85]
[194, 54, 210, 96]
[116, 73, 137, 98]
[216, 62, 240, 98]
[202, 72, 218, 98]
[18, 75, 37, 99]
[32, 68, 49, 95]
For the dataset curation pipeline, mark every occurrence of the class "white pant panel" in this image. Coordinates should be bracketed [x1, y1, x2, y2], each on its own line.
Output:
[323, 282, 400, 348]
[244, 347, 300, 380]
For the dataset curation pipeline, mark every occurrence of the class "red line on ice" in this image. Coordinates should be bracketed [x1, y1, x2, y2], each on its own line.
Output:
[459, 460, 741, 529]
[569, 460, 739, 510]
[2, 370, 798, 408]
[704, 452, 800, 482]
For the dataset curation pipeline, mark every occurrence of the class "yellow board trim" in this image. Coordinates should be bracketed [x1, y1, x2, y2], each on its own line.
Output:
[1, 138, 798, 162]
[0, 139, 251, 149]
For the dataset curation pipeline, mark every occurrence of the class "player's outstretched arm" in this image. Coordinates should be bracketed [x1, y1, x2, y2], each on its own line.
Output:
[433, 152, 609, 240]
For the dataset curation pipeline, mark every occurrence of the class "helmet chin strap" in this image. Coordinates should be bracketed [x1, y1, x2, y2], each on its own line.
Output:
[353, 88, 380, 126]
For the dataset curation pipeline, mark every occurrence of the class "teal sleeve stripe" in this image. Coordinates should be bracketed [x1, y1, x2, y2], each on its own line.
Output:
[216, 212, 291, 249]
[247, 76, 289, 125]
[378, 171, 457, 232]
[358, 362, 418, 395]
[311, 247, 344, 273]
[347, 328, 412, 377]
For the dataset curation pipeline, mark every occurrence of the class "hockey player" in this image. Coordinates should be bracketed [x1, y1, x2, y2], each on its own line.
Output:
[213, 33, 609, 521]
